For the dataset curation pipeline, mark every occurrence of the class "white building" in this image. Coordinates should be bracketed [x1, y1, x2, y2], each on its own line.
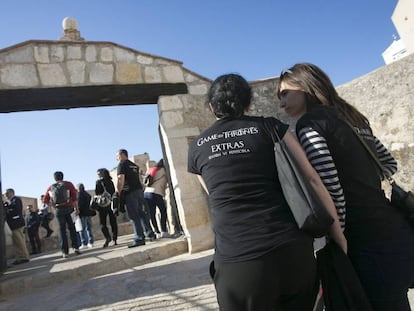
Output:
[382, 0, 414, 64]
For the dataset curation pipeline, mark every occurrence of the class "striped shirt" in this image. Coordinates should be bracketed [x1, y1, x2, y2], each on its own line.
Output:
[297, 126, 397, 229]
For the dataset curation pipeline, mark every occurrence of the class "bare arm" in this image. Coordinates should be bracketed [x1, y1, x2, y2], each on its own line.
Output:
[284, 132, 347, 253]
[117, 174, 125, 194]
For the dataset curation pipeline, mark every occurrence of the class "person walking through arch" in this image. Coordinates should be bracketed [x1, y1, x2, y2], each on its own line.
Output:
[95, 168, 118, 248]
[144, 159, 169, 238]
[77, 183, 94, 249]
[43, 171, 80, 258]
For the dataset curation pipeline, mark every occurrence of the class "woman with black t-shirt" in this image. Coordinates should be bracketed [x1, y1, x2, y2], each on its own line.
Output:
[277, 63, 414, 310]
[187, 73, 345, 311]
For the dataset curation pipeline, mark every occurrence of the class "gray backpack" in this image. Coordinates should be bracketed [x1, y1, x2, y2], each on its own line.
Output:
[51, 182, 70, 205]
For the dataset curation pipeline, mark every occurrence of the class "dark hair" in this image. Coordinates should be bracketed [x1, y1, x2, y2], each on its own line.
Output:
[78, 183, 85, 191]
[118, 149, 128, 157]
[208, 73, 252, 119]
[156, 159, 164, 168]
[97, 168, 112, 180]
[54, 171, 64, 181]
[277, 63, 369, 128]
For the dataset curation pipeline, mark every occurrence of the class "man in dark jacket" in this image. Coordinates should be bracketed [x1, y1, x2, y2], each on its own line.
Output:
[77, 183, 94, 249]
[4, 188, 30, 265]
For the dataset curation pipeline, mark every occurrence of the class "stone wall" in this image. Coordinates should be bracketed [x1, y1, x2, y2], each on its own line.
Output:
[336, 53, 414, 187]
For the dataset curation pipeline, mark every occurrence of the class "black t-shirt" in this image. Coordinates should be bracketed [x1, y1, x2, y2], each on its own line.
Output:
[296, 107, 414, 252]
[117, 159, 142, 193]
[188, 115, 307, 263]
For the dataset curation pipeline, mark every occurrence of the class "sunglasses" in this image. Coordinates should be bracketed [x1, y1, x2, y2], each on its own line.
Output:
[280, 69, 293, 78]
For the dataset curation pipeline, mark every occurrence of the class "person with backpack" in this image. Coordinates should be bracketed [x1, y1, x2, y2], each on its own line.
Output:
[43, 171, 81, 258]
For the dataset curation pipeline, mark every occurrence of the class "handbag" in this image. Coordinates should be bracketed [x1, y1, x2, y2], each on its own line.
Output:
[345, 121, 414, 227]
[265, 120, 334, 238]
[94, 181, 112, 208]
[316, 241, 373, 311]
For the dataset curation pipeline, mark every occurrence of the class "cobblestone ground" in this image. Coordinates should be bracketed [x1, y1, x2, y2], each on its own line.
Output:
[1, 245, 413, 311]
[84, 284, 218, 311]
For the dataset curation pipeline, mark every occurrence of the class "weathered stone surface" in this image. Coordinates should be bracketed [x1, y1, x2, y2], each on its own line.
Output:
[0, 64, 38, 87]
[161, 110, 184, 128]
[50, 45, 64, 62]
[115, 62, 142, 83]
[114, 47, 135, 62]
[85, 45, 97, 62]
[67, 45, 82, 60]
[163, 65, 185, 83]
[4, 46, 34, 63]
[159, 95, 183, 111]
[100, 47, 113, 62]
[89, 63, 114, 83]
[67, 60, 86, 84]
[34, 46, 50, 63]
[144, 66, 162, 83]
[137, 54, 153, 65]
[38, 64, 67, 86]
[188, 83, 208, 95]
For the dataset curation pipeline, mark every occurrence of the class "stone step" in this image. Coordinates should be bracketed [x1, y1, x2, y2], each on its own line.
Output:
[6, 221, 134, 259]
[0, 233, 188, 299]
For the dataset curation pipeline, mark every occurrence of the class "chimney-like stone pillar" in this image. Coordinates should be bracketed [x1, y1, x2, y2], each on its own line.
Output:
[59, 17, 85, 41]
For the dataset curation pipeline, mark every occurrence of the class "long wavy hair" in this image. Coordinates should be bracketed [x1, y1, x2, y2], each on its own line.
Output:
[277, 63, 369, 128]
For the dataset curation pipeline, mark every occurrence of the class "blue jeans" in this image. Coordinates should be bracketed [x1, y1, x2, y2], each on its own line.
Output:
[55, 207, 79, 254]
[125, 189, 145, 241]
[79, 216, 94, 245]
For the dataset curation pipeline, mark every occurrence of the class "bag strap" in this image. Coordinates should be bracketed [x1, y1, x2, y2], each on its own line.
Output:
[100, 181, 108, 193]
[150, 174, 165, 185]
[263, 118, 283, 144]
[343, 120, 394, 185]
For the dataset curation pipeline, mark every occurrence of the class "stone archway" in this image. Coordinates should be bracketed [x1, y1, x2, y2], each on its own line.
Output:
[0, 20, 216, 274]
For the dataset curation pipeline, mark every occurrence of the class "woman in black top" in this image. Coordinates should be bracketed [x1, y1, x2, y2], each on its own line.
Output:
[278, 63, 414, 310]
[95, 168, 117, 248]
[188, 74, 345, 311]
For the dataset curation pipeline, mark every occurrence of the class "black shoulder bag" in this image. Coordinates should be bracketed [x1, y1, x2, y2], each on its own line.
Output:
[346, 122, 414, 227]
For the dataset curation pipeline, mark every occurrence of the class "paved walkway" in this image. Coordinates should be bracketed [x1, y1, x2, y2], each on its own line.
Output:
[0, 234, 219, 311]
[2, 233, 414, 310]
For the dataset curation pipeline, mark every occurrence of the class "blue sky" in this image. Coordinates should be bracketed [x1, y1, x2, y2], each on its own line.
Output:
[0, 0, 398, 198]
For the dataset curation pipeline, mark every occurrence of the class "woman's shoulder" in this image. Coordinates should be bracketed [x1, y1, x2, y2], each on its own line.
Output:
[297, 107, 338, 130]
